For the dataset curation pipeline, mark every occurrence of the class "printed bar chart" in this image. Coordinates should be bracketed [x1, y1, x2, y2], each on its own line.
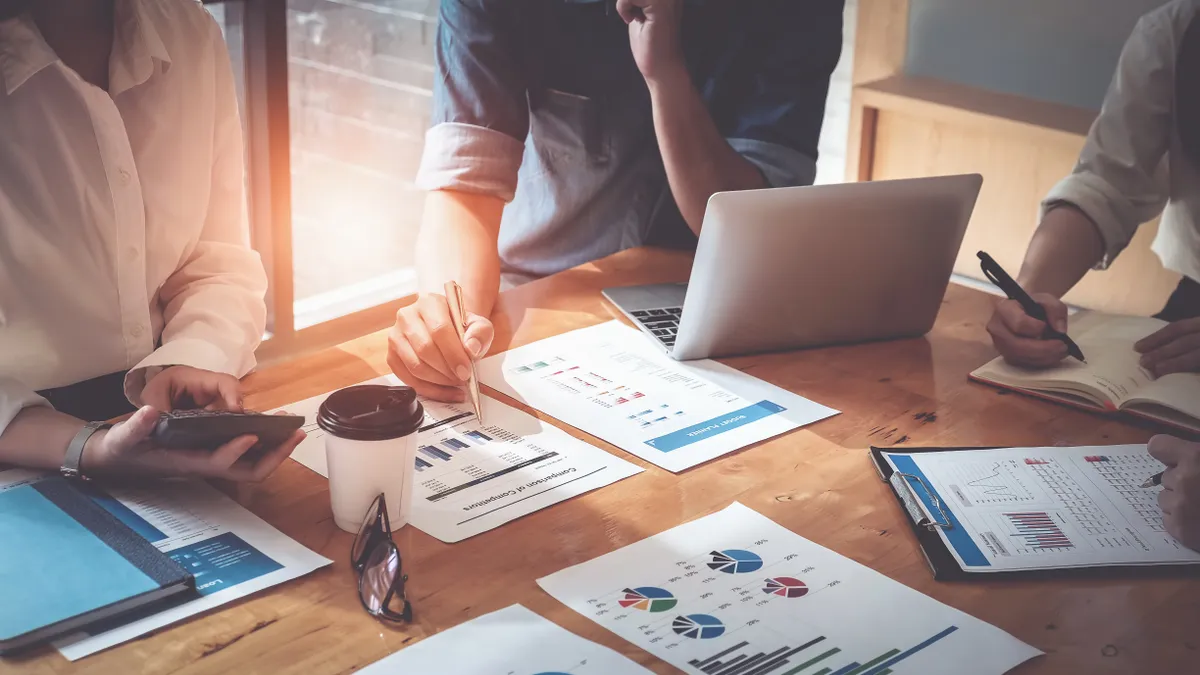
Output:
[419, 445, 453, 462]
[689, 636, 826, 675]
[1004, 512, 1074, 550]
[464, 430, 493, 444]
[685, 627, 959, 675]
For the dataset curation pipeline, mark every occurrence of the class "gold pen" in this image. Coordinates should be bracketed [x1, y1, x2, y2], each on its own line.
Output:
[444, 281, 483, 424]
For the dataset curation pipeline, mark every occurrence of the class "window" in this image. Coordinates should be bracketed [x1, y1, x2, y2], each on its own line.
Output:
[205, 0, 433, 363]
[287, 0, 437, 329]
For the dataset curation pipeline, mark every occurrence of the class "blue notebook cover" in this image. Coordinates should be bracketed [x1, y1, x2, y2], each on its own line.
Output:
[0, 478, 193, 653]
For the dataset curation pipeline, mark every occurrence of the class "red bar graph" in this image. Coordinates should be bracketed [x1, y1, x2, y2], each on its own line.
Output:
[1004, 512, 1074, 550]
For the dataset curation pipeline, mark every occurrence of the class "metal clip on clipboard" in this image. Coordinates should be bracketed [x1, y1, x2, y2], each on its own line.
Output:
[889, 471, 953, 531]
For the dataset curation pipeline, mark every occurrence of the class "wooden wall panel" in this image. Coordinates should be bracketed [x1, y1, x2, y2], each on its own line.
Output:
[869, 109, 1180, 316]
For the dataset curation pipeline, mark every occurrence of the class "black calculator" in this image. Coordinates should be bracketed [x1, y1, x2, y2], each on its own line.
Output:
[150, 409, 305, 450]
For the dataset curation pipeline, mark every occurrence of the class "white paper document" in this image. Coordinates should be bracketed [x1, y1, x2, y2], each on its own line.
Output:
[538, 502, 1041, 675]
[882, 445, 1200, 572]
[356, 604, 654, 674]
[0, 469, 331, 660]
[478, 322, 839, 472]
[276, 375, 642, 543]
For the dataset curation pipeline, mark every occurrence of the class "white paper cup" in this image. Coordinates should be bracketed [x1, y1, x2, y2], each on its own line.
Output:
[317, 385, 424, 534]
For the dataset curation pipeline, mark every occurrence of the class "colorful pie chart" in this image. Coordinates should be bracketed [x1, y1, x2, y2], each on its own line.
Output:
[672, 613, 726, 639]
[763, 576, 809, 598]
[618, 586, 678, 612]
[708, 549, 764, 574]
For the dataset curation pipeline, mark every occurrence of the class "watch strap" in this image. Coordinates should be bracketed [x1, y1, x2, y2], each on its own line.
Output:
[61, 421, 112, 480]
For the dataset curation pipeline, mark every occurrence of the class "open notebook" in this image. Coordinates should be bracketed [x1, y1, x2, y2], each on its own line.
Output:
[970, 312, 1200, 433]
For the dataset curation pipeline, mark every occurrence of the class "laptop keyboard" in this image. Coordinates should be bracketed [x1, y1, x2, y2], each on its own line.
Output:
[629, 307, 683, 348]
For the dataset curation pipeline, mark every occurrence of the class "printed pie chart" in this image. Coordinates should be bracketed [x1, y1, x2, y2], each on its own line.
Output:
[672, 614, 726, 639]
[763, 576, 809, 598]
[619, 586, 678, 612]
[708, 549, 764, 574]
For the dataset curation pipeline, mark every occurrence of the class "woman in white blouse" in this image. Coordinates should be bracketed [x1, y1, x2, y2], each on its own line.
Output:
[0, 0, 303, 480]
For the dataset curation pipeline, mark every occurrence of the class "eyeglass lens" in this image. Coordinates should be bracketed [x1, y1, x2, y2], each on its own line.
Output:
[360, 541, 403, 615]
[351, 494, 384, 568]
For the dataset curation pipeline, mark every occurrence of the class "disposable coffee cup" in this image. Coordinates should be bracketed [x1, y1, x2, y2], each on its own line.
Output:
[317, 385, 424, 533]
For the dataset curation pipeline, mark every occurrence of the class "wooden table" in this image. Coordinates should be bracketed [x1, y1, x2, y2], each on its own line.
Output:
[11, 248, 1198, 675]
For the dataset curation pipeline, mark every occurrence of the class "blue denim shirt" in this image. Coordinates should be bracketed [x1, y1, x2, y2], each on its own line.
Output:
[416, 0, 844, 280]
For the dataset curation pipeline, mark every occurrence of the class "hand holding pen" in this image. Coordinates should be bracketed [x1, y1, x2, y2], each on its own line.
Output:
[979, 252, 1086, 367]
[1145, 436, 1200, 552]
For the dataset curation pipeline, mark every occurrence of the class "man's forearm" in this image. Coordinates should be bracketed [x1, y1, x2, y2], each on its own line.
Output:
[648, 69, 767, 234]
[416, 189, 506, 316]
[1017, 205, 1107, 298]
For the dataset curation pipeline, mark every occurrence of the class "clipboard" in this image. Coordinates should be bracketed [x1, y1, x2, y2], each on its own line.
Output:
[868, 445, 1200, 582]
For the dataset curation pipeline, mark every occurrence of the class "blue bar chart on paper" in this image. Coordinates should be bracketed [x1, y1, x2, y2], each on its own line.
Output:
[538, 503, 1041, 675]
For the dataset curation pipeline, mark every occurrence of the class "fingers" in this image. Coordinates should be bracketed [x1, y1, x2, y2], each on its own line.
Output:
[1159, 488, 1184, 516]
[994, 299, 1051, 338]
[217, 376, 243, 411]
[387, 336, 466, 402]
[108, 405, 161, 450]
[1039, 295, 1069, 334]
[207, 434, 260, 472]
[1161, 468, 1185, 492]
[236, 429, 306, 482]
[986, 304, 1068, 368]
[1136, 328, 1200, 376]
[139, 378, 171, 412]
[462, 313, 495, 359]
[1147, 435, 1195, 468]
[1135, 318, 1200, 353]
[418, 295, 475, 382]
[398, 300, 458, 381]
[615, 0, 640, 23]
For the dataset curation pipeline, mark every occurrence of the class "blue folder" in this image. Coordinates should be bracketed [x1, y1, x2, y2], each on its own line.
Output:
[0, 478, 194, 654]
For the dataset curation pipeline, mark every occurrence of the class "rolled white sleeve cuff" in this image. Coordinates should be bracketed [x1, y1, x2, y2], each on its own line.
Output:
[0, 377, 51, 438]
[1041, 172, 1141, 270]
[415, 122, 525, 202]
[124, 337, 253, 406]
[727, 137, 817, 188]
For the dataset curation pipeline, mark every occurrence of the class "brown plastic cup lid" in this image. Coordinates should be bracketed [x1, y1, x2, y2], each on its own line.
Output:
[317, 385, 424, 441]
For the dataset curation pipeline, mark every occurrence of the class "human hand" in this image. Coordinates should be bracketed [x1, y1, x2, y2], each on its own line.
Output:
[985, 294, 1070, 368]
[616, 0, 686, 85]
[387, 293, 494, 401]
[1148, 435, 1200, 551]
[1135, 318, 1200, 377]
[81, 406, 305, 482]
[142, 365, 242, 412]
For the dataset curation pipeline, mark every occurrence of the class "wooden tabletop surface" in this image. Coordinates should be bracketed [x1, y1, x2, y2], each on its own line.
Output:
[9, 247, 1198, 675]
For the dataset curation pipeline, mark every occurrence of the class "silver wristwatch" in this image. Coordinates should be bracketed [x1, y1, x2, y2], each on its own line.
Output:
[61, 421, 112, 480]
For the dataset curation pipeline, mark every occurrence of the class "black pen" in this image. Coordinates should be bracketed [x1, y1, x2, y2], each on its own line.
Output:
[977, 252, 1086, 363]
[1141, 471, 1164, 489]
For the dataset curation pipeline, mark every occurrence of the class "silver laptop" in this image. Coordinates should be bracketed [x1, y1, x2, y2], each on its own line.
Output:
[603, 174, 982, 360]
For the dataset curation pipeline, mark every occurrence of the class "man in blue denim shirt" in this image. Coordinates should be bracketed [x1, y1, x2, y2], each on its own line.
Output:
[387, 0, 843, 401]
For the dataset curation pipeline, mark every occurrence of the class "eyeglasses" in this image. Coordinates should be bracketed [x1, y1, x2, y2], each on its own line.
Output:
[351, 493, 412, 623]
